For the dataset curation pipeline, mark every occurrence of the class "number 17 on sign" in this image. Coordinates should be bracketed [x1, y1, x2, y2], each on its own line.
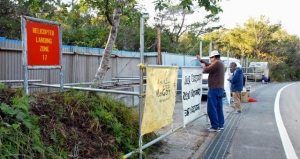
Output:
[42, 54, 47, 60]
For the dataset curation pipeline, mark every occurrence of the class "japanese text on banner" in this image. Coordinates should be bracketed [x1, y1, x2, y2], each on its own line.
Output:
[141, 66, 178, 135]
[181, 67, 202, 127]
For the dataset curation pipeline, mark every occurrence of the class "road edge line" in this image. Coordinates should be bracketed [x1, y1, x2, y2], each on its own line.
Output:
[274, 83, 298, 159]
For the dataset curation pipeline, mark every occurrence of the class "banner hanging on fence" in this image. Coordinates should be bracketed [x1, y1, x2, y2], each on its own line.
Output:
[224, 67, 231, 105]
[141, 66, 178, 135]
[182, 67, 202, 127]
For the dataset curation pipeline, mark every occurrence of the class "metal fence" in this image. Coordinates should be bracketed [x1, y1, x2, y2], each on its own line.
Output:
[0, 37, 196, 93]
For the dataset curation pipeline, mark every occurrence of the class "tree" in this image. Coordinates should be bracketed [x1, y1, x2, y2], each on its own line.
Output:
[1, 0, 225, 87]
[0, 0, 21, 39]
[0, 0, 61, 39]
[155, 4, 195, 46]
[218, 27, 252, 59]
[154, 0, 222, 14]
[244, 16, 281, 58]
[87, 0, 223, 88]
[202, 16, 300, 81]
[153, 2, 222, 54]
[85, 0, 223, 88]
[115, 8, 144, 51]
[80, 0, 137, 88]
[189, 14, 222, 37]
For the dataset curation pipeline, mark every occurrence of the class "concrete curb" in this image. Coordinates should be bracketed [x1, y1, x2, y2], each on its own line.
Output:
[191, 132, 218, 159]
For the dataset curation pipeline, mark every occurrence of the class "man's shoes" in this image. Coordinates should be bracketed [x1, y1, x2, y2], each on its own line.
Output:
[207, 127, 220, 132]
[219, 127, 224, 130]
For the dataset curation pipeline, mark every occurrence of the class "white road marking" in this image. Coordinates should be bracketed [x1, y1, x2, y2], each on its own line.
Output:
[274, 83, 298, 159]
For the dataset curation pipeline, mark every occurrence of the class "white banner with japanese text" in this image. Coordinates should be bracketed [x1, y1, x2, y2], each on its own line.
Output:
[182, 67, 203, 127]
[224, 67, 231, 105]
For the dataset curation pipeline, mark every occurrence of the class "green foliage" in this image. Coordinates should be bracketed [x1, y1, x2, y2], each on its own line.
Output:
[0, 84, 159, 158]
[0, 86, 62, 158]
[88, 94, 140, 151]
[0, 0, 63, 39]
[1, 0, 224, 51]
[203, 16, 300, 82]
[152, 2, 222, 54]
[0, 83, 6, 90]
[154, 0, 223, 14]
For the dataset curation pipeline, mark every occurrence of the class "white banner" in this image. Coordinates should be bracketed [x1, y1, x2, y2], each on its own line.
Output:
[224, 68, 231, 105]
[182, 67, 203, 127]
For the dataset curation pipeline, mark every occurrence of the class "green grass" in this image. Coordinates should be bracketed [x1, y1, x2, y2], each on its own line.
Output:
[0, 83, 160, 158]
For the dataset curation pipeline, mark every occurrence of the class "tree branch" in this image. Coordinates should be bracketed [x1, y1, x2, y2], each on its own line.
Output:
[105, 0, 113, 26]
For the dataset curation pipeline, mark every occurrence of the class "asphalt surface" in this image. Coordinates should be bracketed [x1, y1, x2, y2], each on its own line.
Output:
[226, 82, 287, 159]
[145, 82, 300, 159]
[145, 82, 258, 159]
[280, 83, 300, 158]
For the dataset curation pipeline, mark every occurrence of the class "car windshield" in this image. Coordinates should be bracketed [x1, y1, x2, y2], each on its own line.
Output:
[189, 59, 201, 66]
[222, 61, 228, 67]
[189, 59, 209, 66]
[222, 60, 241, 68]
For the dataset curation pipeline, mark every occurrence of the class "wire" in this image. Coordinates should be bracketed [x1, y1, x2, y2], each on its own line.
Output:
[115, 37, 161, 76]
[115, 51, 139, 77]
[186, 40, 201, 55]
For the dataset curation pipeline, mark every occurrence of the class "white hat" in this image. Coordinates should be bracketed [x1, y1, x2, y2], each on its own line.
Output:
[209, 50, 220, 58]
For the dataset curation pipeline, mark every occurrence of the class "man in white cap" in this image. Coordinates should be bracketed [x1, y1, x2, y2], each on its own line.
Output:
[196, 50, 225, 132]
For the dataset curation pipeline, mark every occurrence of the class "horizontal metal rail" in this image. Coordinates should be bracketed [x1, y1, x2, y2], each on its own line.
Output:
[0, 80, 136, 86]
[112, 77, 146, 80]
[0, 47, 156, 58]
[61, 80, 134, 86]
[146, 65, 202, 69]
[0, 80, 42, 83]
[30, 83, 140, 96]
[112, 77, 183, 80]
[124, 113, 207, 158]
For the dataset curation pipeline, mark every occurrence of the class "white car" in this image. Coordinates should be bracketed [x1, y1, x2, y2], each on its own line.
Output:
[189, 57, 241, 96]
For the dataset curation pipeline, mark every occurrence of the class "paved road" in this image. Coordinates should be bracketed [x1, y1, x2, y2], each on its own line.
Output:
[280, 83, 300, 158]
[226, 82, 300, 159]
[145, 82, 300, 159]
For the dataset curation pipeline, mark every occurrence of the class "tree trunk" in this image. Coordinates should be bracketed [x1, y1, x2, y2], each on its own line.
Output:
[91, 8, 121, 88]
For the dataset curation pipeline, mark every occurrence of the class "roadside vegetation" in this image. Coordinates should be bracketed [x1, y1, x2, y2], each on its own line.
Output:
[0, 83, 158, 158]
[1, 0, 299, 157]
[1, 1, 299, 82]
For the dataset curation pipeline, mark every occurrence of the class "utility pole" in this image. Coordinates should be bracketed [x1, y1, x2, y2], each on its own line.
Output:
[199, 41, 202, 57]
[157, 27, 161, 65]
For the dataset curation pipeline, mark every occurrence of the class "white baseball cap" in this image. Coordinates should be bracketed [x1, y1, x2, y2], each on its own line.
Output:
[209, 50, 220, 58]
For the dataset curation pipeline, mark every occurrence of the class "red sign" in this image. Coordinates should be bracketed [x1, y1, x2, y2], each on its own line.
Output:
[26, 21, 60, 66]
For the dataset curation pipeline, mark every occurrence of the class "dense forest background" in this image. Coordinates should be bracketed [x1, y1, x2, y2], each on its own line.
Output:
[1, 0, 299, 81]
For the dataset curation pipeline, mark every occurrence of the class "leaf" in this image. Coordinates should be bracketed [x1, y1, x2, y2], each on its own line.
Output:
[23, 119, 34, 130]
[0, 83, 6, 90]
[12, 123, 20, 130]
[50, 131, 58, 143]
[12, 108, 21, 115]
[0, 127, 9, 134]
[0, 103, 15, 116]
[12, 96, 31, 112]
[32, 144, 45, 154]
[16, 111, 27, 121]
